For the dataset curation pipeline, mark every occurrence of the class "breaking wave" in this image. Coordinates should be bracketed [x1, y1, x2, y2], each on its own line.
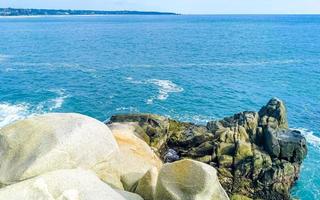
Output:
[0, 103, 30, 128]
[0, 89, 69, 128]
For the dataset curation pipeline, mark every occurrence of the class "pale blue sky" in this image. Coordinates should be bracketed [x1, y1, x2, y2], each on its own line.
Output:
[1, 0, 320, 14]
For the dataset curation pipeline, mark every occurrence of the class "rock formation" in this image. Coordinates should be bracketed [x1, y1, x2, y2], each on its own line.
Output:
[0, 98, 306, 200]
[155, 159, 229, 200]
[108, 98, 307, 200]
[0, 112, 229, 200]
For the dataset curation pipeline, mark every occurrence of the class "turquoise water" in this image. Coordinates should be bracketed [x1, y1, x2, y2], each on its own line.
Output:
[0, 15, 319, 199]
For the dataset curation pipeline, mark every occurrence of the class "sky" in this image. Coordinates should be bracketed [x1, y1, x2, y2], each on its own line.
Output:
[1, 0, 320, 14]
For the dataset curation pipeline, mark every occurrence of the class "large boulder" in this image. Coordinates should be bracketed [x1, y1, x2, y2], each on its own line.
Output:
[155, 159, 229, 200]
[0, 169, 143, 200]
[0, 113, 119, 187]
[106, 122, 163, 191]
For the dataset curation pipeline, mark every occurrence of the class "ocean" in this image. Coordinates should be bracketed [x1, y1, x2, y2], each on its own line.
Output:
[0, 15, 319, 199]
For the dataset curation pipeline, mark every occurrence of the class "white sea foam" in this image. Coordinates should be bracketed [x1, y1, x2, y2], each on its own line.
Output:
[172, 113, 216, 125]
[116, 106, 139, 112]
[294, 128, 320, 149]
[126, 77, 184, 104]
[148, 79, 184, 101]
[0, 103, 30, 128]
[145, 79, 184, 104]
[48, 89, 69, 111]
[0, 89, 69, 128]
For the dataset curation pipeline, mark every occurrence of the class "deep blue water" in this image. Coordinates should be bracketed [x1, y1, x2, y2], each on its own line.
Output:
[0, 15, 319, 199]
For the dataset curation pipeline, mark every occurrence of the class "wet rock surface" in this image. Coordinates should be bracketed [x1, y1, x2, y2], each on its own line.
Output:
[108, 98, 307, 200]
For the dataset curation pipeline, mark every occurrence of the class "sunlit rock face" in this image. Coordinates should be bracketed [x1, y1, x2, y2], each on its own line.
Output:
[0, 113, 119, 186]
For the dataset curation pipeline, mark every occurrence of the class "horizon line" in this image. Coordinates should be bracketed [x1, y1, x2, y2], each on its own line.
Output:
[1, 7, 320, 16]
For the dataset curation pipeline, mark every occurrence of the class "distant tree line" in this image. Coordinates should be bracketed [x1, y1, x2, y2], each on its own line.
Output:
[0, 8, 177, 16]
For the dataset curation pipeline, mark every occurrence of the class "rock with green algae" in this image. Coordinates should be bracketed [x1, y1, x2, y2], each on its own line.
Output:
[107, 98, 307, 200]
[109, 114, 170, 154]
[258, 98, 288, 129]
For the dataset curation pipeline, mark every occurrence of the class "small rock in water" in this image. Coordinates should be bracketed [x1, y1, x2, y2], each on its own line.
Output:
[164, 149, 180, 163]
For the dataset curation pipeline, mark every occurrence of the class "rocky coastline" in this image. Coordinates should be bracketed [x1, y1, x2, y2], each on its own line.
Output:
[0, 98, 307, 200]
[109, 98, 307, 200]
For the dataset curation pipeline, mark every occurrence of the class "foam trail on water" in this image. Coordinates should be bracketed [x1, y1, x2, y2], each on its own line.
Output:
[146, 79, 184, 104]
[294, 128, 320, 149]
[48, 89, 69, 111]
[126, 77, 184, 104]
[116, 106, 139, 113]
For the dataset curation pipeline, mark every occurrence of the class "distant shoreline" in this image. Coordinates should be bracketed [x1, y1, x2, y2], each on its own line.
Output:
[0, 8, 178, 16]
[0, 14, 177, 19]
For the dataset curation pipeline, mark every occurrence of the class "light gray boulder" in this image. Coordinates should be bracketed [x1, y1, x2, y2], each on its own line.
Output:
[0, 169, 142, 200]
[155, 159, 229, 200]
[0, 113, 119, 186]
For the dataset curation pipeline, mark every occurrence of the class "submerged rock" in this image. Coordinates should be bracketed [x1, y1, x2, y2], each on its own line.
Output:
[108, 98, 307, 200]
